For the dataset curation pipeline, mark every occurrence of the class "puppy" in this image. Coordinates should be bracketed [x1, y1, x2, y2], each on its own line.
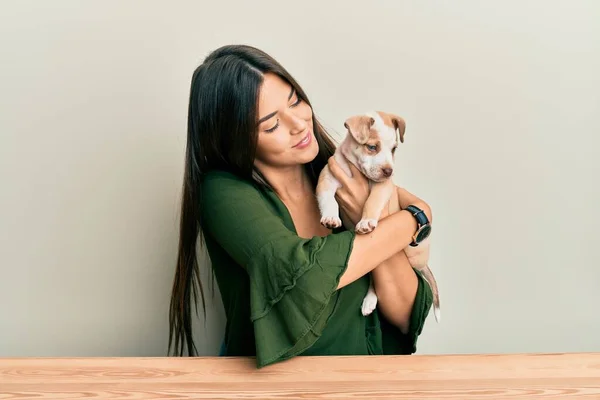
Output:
[316, 111, 441, 322]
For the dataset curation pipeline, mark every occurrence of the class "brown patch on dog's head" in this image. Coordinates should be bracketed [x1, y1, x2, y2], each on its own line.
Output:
[344, 115, 375, 144]
[377, 111, 406, 143]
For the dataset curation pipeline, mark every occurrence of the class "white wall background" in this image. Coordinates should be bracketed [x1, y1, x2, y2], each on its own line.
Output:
[1, 0, 599, 357]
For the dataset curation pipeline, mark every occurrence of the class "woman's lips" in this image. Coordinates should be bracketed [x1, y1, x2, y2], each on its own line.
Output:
[293, 131, 312, 149]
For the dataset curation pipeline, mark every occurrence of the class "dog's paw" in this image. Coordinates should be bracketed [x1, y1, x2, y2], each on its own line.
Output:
[355, 218, 377, 234]
[361, 292, 378, 316]
[321, 216, 342, 229]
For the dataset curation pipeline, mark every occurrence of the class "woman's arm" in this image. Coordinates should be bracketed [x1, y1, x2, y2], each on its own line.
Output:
[326, 157, 433, 330]
[352, 185, 431, 332]
[326, 158, 431, 290]
[371, 250, 419, 332]
[369, 186, 429, 331]
[202, 169, 424, 293]
[396, 186, 433, 223]
[369, 186, 433, 331]
[336, 205, 420, 289]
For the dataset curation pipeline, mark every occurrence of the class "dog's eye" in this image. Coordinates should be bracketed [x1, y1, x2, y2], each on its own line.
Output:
[366, 145, 377, 152]
[392, 146, 397, 153]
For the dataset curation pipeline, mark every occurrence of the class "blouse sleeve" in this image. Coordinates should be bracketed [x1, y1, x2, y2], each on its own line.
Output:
[201, 171, 356, 368]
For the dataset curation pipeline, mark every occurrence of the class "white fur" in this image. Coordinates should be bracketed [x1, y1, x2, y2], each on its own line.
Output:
[361, 279, 378, 316]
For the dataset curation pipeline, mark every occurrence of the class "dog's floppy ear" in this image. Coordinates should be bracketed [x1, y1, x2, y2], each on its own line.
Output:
[389, 114, 406, 143]
[344, 115, 374, 144]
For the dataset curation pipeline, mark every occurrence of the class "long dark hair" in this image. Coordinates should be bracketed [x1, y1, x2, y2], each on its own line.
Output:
[168, 44, 338, 356]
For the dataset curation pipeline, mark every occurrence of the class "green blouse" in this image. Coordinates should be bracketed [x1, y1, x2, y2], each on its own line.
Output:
[201, 170, 433, 368]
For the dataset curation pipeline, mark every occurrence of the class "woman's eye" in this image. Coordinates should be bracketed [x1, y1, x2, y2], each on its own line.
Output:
[265, 120, 279, 133]
[290, 93, 302, 108]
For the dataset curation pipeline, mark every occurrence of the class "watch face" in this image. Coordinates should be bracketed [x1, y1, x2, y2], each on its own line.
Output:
[416, 225, 432, 242]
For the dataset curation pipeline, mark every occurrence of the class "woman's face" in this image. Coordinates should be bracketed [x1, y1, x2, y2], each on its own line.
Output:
[253, 73, 318, 171]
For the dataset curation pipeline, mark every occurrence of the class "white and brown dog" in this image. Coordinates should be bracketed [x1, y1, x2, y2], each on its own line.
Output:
[316, 111, 441, 322]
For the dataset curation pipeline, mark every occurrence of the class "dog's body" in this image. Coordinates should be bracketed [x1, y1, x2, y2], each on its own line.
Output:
[316, 111, 441, 322]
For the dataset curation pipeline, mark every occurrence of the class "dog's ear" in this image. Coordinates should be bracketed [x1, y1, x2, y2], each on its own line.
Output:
[389, 114, 406, 143]
[344, 115, 374, 144]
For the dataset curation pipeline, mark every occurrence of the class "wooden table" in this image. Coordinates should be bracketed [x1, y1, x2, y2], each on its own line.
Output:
[1, 353, 599, 399]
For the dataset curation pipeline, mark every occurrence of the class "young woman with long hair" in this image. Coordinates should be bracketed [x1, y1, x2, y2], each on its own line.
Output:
[169, 44, 433, 368]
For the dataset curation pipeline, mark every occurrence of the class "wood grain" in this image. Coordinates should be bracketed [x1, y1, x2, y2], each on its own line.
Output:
[1, 353, 599, 399]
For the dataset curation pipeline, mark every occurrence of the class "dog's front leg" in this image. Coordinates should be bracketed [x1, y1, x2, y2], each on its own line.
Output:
[355, 179, 394, 234]
[316, 165, 342, 229]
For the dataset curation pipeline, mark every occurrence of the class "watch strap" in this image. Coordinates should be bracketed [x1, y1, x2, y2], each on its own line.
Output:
[405, 204, 429, 227]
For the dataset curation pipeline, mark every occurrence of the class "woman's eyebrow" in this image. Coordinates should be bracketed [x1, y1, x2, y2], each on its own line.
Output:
[258, 111, 277, 125]
[257, 87, 295, 125]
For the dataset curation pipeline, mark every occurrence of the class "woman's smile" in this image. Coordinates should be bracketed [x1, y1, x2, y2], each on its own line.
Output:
[293, 130, 313, 149]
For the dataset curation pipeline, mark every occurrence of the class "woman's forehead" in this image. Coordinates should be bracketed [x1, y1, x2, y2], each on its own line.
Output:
[258, 73, 293, 111]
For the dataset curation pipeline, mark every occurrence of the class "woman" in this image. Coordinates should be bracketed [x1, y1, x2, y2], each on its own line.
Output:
[169, 44, 434, 368]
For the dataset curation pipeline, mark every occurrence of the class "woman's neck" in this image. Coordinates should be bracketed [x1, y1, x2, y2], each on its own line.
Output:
[258, 164, 313, 204]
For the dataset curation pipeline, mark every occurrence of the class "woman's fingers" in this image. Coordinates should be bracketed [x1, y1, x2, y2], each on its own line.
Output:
[345, 160, 360, 177]
[346, 161, 368, 185]
[328, 156, 368, 187]
[327, 156, 351, 187]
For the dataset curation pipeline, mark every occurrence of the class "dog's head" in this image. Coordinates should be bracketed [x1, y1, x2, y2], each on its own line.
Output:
[342, 111, 406, 182]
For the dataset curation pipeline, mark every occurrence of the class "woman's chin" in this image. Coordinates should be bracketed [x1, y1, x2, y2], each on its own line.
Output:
[298, 142, 320, 164]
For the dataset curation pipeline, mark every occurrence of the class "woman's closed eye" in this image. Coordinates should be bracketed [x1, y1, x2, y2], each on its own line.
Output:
[290, 92, 302, 108]
[263, 95, 303, 133]
[265, 119, 279, 133]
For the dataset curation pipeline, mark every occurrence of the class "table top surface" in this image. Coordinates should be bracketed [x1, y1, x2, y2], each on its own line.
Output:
[1, 353, 599, 399]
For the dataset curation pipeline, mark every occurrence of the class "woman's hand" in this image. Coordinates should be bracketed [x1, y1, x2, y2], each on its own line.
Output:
[327, 157, 370, 226]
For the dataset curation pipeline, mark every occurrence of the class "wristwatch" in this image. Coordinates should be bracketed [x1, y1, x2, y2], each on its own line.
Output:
[405, 205, 431, 247]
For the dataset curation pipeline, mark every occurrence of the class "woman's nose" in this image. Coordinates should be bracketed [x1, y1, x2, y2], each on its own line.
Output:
[287, 111, 307, 135]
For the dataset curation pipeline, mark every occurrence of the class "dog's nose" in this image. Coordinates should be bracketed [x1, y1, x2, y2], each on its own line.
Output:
[382, 167, 393, 177]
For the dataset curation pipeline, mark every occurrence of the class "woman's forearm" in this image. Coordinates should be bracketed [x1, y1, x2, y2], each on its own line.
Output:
[337, 186, 432, 290]
[371, 251, 418, 333]
[365, 185, 433, 331]
[397, 187, 433, 223]
[337, 209, 418, 289]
